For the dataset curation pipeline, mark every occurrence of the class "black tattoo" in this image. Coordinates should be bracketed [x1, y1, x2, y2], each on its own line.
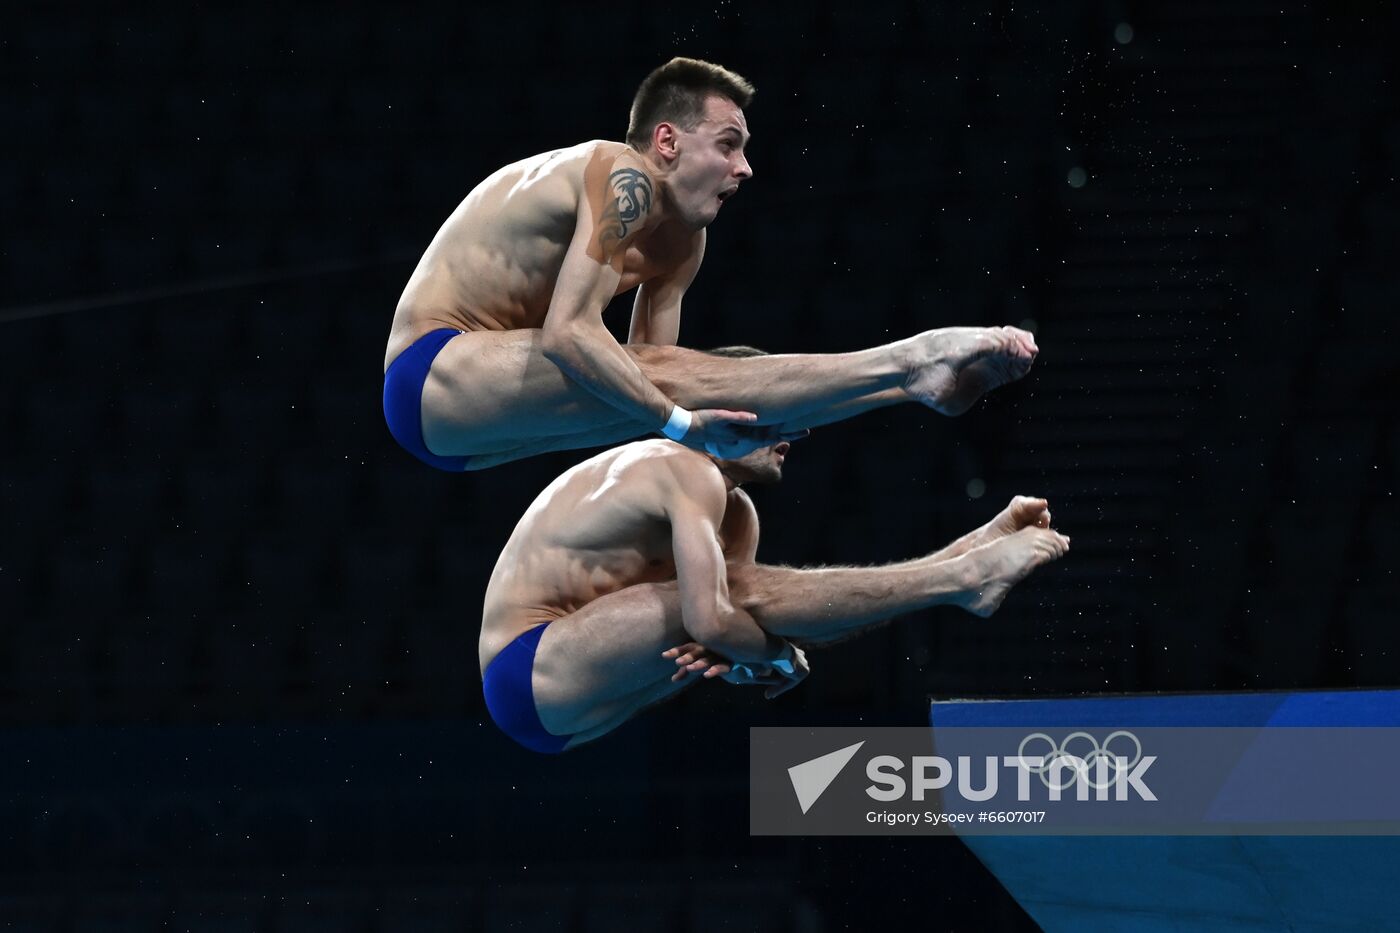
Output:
[599, 168, 653, 256]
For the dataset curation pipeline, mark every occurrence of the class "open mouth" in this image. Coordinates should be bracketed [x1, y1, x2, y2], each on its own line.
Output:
[717, 187, 738, 202]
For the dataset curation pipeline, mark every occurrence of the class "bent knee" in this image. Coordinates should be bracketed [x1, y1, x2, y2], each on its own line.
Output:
[624, 342, 684, 363]
[726, 563, 763, 607]
[625, 344, 694, 395]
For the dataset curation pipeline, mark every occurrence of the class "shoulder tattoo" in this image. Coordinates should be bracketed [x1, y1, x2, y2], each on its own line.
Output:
[598, 168, 654, 257]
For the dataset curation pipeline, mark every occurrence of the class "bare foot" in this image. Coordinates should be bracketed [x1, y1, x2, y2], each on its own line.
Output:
[938, 496, 1052, 562]
[904, 326, 1038, 416]
[955, 525, 1069, 618]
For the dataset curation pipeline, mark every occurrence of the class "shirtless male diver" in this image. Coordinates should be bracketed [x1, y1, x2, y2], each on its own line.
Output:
[479, 365, 1071, 753]
[383, 56, 1039, 471]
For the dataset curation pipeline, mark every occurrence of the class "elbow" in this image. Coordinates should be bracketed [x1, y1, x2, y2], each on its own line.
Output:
[539, 325, 574, 368]
[685, 605, 748, 654]
[684, 611, 733, 650]
[540, 318, 588, 370]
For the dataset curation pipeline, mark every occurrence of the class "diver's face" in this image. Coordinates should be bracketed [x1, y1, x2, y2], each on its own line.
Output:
[730, 440, 789, 485]
[670, 94, 752, 228]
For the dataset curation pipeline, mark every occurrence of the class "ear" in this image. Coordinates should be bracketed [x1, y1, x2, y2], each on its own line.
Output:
[653, 122, 680, 161]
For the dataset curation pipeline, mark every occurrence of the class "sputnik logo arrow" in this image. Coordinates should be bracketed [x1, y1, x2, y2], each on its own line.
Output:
[787, 741, 865, 814]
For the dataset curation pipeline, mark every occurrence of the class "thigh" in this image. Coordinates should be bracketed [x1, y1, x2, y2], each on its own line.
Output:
[563, 675, 692, 750]
[531, 581, 690, 736]
[456, 421, 648, 471]
[419, 329, 634, 456]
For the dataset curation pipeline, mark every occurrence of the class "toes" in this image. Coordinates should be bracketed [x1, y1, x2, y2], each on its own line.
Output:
[998, 326, 1024, 353]
[1010, 496, 1050, 528]
[1032, 528, 1069, 557]
[1008, 326, 1038, 356]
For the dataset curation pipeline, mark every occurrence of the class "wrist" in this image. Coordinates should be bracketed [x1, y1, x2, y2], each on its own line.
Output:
[660, 405, 692, 441]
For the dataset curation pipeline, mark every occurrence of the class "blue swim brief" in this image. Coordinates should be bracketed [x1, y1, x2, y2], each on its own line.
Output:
[382, 328, 471, 472]
[482, 623, 572, 755]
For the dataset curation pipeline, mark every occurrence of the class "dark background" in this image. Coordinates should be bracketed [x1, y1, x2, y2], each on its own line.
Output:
[2, 0, 1396, 929]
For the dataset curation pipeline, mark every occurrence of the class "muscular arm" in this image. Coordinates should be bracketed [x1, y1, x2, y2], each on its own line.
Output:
[662, 460, 786, 663]
[627, 230, 704, 346]
[719, 487, 761, 565]
[540, 152, 675, 429]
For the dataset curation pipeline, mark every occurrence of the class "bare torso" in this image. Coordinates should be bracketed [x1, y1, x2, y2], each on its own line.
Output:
[479, 440, 751, 670]
[385, 140, 697, 371]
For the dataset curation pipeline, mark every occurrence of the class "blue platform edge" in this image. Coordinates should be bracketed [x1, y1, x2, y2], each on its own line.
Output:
[929, 687, 1400, 728]
[929, 690, 1400, 933]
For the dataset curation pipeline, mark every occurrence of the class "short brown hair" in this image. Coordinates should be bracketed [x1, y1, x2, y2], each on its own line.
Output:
[626, 57, 755, 151]
[705, 345, 767, 358]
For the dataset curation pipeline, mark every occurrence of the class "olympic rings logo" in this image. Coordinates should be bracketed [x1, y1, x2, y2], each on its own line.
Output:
[1015, 731, 1144, 792]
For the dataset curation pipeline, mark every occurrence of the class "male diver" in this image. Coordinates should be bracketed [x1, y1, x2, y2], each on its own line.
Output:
[479, 388, 1070, 753]
[384, 57, 1038, 471]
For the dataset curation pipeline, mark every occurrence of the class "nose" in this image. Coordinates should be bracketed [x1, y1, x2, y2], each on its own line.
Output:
[737, 152, 753, 180]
